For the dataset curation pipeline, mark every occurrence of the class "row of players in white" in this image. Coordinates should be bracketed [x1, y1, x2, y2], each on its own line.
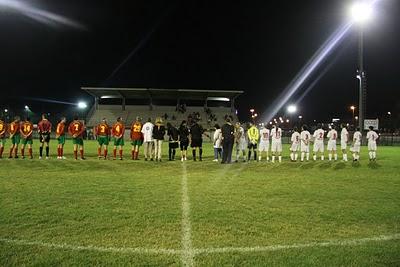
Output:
[234, 126, 379, 163]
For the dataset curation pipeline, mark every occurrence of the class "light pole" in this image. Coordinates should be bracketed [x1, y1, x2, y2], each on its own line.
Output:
[351, 1, 373, 131]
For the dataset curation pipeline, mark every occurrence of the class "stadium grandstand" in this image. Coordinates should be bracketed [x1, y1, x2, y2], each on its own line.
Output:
[82, 87, 243, 130]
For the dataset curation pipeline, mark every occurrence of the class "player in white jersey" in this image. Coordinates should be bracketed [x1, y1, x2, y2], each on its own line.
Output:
[366, 126, 379, 161]
[340, 124, 349, 161]
[312, 124, 325, 161]
[270, 124, 282, 163]
[351, 127, 362, 161]
[258, 124, 270, 161]
[300, 125, 311, 162]
[290, 127, 300, 162]
[234, 123, 247, 162]
[326, 126, 338, 161]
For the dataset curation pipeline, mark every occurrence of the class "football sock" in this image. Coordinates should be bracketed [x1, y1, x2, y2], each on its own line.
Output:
[334, 154, 338, 161]
[169, 148, 172, 160]
[173, 149, 176, 160]
[290, 153, 293, 161]
[313, 155, 317, 161]
[369, 152, 373, 159]
[306, 153, 310, 161]
[248, 151, 251, 161]
[29, 148, 32, 158]
[272, 156, 275, 162]
[353, 153, 356, 160]
[98, 148, 101, 157]
[278, 156, 282, 162]
[132, 150, 135, 159]
[0, 146, 3, 157]
[104, 149, 108, 158]
[61, 147, 64, 157]
[39, 147, 43, 157]
[267, 156, 270, 161]
[21, 148, 25, 157]
[329, 154, 332, 161]
[80, 149, 84, 159]
[294, 153, 298, 161]
[74, 150, 78, 159]
[192, 150, 196, 160]
[321, 155, 324, 161]
[236, 153, 240, 161]
[9, 148, 13, 158]
[343, 154, 347, 161]
[57, 147, 60, 157]
[14, 148, 18, 157]
[46, 147, 49, 157]
[113, 149, 117, 158]
[119, 149, 123, 158]
[199, 148, 203, 160]
[259, 155, 262, 161]
[373, 152, 376, 159]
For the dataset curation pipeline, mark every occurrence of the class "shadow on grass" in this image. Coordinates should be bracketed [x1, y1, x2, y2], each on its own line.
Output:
[300, 162, 315, 169]
[351, 161, 361, 168]
[333, 162, 346, 170]
[319, 162, 332, 169]
[368, 161, 382, 169]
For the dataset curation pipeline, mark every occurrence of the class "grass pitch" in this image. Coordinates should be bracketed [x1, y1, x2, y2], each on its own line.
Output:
[0, 141, 399, 266]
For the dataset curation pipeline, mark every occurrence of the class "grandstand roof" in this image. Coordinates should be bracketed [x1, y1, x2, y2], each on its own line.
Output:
[82, 87, 243, 101]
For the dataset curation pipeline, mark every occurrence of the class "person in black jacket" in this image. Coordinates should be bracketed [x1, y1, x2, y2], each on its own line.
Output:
[189, 119, 204, 161]
[179, 120, 190, 161]
[152, 117, 166, 162]
[167, 123, 179, 161]
[221, 116, 235, 164]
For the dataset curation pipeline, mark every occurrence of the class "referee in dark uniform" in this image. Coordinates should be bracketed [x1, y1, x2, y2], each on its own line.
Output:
[221, 116, 235, 164]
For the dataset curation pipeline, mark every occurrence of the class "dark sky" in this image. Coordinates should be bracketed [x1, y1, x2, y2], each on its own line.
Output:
[0, 0, 399, 122]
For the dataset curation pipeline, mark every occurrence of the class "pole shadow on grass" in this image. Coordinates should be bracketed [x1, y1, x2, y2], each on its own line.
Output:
[333, 162, 346, 170]
[300, 162, 315, 169]
[367, 161, 381, 169]
[318, 162, 332, 169]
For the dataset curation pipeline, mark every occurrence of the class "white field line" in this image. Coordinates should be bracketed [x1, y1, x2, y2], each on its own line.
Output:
[193, 233, 400, 255]
[181, 162, 194, 267]
[0, 237, 179, 255]
[0, 233, 399, 257]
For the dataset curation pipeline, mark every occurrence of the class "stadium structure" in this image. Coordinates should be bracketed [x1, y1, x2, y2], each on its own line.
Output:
[82, 87, 243, 129]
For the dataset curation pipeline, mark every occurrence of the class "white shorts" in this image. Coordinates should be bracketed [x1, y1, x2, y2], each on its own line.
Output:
[368, 141, 377, 151]
[271, 142, 282, 153]
[313, 141, 324, 153]
[258, 141, 269, 152]
[341, 141, 347, 150]
[290, 143, 299, 152]
[351, 143, 361, 153]
[300, 143, 309, 153]
[236, 140, 247, 151]
[327, 140, 337, 151]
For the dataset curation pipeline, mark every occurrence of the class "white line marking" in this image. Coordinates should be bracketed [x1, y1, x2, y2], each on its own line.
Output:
[0, 237, 180, 255]
[193, 233, 400, 255]
[0, 234, 398, 258]
[181, 162, 194, 267]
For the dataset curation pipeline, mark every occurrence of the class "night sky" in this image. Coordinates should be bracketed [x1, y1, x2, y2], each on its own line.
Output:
[0, 0, 399, 122]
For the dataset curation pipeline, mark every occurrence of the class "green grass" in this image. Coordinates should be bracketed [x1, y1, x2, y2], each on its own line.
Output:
[0, 141, 399, 266]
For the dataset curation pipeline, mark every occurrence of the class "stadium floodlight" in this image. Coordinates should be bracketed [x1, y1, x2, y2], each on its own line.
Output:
[287, 105, 297, 114]
[286, 119, 290, 123]
[250, 109, 255, 113]
[4, 109, 8, 113]
[77, 101, 87, 109]
[298, 115, 303, 119]
[350, 1, 373, 24]
[387, 111, 391, 115]
[24, 105, 29, 110]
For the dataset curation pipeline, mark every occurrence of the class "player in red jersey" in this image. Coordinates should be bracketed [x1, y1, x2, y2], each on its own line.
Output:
[96, 118, 111, 159]
[38, 114, 52, 159]
[0, 119, 7, 158]
[56, 117, 67, 159]
[8, 116, 21, 159]
[112, 117, 125, 160]
[20, 117, 34, 159]
[130, 117, 143, 160]
[68, 115, 85, 160]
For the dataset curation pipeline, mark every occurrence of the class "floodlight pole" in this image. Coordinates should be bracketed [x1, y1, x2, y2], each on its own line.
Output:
[357, 27, 366, 132]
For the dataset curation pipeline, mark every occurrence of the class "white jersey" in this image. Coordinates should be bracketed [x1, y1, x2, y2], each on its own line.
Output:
[300, 130, 311, 152]
[327, 129, 338, 141]
[353, 131, 362, 145]
[341, 128, 349, 143]
[291, 132, 300, 144]
[366, 130, 379, 151]
[313, 129, 325, 142]
[236, 127, 247, 150]
[213, 129, 222, 148]
[141, 122, 154, 142]
[259, 128, 270, 143]
[270, 127, 282, 143]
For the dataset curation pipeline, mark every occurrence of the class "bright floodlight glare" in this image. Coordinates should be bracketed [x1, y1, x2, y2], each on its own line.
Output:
[350, 105, 356, 110]
[24, 105, 29, 110]
[287, 105, 297, 114]
[4, 109, 8, 113]
[350, 2, 373, 23]
[387, 111, 391, 115]
[77, 102, 87, 109]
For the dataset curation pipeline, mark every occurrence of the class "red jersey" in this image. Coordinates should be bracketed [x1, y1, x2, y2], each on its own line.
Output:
[8, 121, 20, 136]
[0, 120, 6, 137]
[96, 122, 110, 136]
[112, 122, 125, 138]
[56, 122, 66, 137]
[68, 120, 85, 138]
[38, 119, 52, 133]
[130, 121, 143, 140]
[20, 121, 34, 138]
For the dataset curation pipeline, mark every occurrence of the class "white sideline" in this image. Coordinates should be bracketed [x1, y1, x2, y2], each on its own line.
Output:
[194, 233, 400, 255]
[0, 237, 179, 255]
[0, 234, 399, 257]
[181, 163, 194, 266]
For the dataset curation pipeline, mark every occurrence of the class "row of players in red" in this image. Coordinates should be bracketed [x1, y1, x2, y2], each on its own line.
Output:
[0, 115, 143, 160]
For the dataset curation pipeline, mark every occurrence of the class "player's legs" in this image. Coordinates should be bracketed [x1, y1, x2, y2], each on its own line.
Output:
[0, 140, 4, 158]
[73, 143, 78, 160]
[277, 143, 282, 162]
[79, 143, 85, 160]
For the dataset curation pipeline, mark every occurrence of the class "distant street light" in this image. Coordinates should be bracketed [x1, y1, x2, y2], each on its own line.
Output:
[350, 105, 356, 121]
[77, 101, 87, 109]
[387, 111, 391, 115]
[4, 109, 8, 113]
[24, 105, 29, 110]
[298, 115, 303, 119]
